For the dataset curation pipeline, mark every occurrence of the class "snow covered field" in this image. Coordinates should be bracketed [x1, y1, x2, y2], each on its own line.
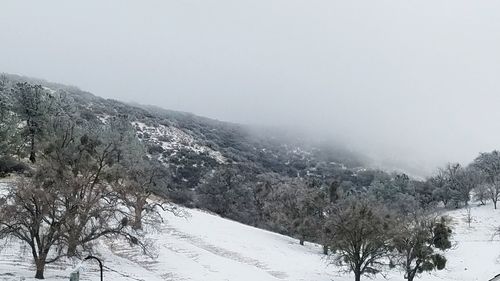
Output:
[1, 180, 500, 281]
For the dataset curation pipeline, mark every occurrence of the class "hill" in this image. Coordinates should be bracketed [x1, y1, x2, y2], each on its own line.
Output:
[2, 73, 494, 281]
[0, 73, 366, 186]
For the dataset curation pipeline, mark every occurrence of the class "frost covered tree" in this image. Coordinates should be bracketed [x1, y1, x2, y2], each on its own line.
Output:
[263, 178, 326, 246]
[0, 88, 14, 155]
[474, 183, 489, 205]
[0, 117, 145, 278]
[253, 173, 282, 226]
[113, 135, 175, 230]
[325, 197, 393, 281]
[0, 80, 24, 164]
[12, 82, 53, 163]
[456, 167, 481, 206]
[0, 178, 66, 279]
[472, 151, 500, 209]
[196, 166, 257, 224]
[294, 184, 327, 246]
[42, 119, 107, 255]
[36, 116, 146, 258]
[391, 214, 452, 281]
[368, 173, 420, 215]
[0, 106, 25, 176]
[436, 163, 479, 207]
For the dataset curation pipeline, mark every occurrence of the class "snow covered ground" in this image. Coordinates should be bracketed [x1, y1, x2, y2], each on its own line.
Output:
[2, 179, 500, 281]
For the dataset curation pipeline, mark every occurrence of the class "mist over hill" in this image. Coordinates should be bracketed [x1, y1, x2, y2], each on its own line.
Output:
[2, 73, 367, 170]
[2, 2, 500, 280]
[1, 73, 497, 281]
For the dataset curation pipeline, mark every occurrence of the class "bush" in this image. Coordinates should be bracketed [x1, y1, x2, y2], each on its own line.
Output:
[147, 144, 164, 154]
[0, 156, 29, 177]
[167, 188, 195, 207]
[157, 135, 172, 142]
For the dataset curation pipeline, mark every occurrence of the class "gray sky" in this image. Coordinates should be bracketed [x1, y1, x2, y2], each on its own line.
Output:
[2, 0, 500, 175]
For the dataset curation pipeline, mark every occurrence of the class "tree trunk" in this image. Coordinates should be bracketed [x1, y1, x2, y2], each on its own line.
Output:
[407, 270, 415, 281]
[494, 200, 497, 209]
[29, 132, 36, 163]
[322, 245, 328, 255]
[67, 242, 77, 257]
[35, 256, 46, 279]
[66, 227, 80, 257]
[299, 236, 305, 246]
[133, 207, 143, 230]
[133, 199, 145, 230]
[354, 264, 361, 281]
[354, 271, 361, 281]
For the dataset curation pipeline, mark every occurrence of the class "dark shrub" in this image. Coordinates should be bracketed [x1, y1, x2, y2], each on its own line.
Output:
[147, 144, 164, 154]
[167, 188, 195, 207]
[0, 157, 29, 177]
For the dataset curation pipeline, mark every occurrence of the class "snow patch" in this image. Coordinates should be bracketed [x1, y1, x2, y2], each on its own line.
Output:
[132, 121, 226, 164]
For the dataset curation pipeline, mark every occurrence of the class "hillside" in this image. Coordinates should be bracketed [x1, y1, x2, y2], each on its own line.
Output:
[3, 74, 498, 281]
[1, 175, 500, 281]
[1, 2, 498, 279]
[0, 73, 365, 189]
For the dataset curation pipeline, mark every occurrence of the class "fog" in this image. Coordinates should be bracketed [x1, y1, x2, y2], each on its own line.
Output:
[1, 0, 500, 175]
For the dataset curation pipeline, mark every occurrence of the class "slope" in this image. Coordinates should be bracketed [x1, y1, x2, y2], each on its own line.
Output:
[2, 177, 500, 281]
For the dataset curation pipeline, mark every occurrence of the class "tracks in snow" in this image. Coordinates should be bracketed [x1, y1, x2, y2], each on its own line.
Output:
[161, 222, 289, 279]
[108, 222, 288, 280]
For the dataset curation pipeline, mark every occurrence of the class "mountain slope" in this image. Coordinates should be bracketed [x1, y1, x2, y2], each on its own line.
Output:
[0, 73, 366, 188]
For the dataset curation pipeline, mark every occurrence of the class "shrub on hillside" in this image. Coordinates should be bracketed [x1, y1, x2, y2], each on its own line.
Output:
[0, 156, 29, 177]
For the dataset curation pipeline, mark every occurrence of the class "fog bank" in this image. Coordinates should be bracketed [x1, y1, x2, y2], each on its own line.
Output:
[2, 0, 500, 175]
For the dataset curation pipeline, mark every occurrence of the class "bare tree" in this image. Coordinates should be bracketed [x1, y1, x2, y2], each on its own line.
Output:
[107, 120, 182, 230]
[474, 183, 489, 205]
[440, 163, 478, 206]
[0, 115, 159, 278]
[263, 178, 326, 246]
[465, 206, 473, 228]
[115, 157, 173, 230]
[39, 117, 145, 257]
[0, 178, 66, 279]
[487, 184, 500, 209]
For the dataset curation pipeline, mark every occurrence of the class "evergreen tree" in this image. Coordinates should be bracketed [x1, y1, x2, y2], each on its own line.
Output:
[13, 82, 53, 163]
[391, 214, 452, 281]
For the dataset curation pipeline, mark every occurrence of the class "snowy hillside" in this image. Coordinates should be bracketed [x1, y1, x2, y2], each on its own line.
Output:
[2, 178, 500, 281]
[131, 121, 226, 165]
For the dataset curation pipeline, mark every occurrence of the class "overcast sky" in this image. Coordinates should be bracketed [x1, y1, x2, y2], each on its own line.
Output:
[1, 0, 500, 175]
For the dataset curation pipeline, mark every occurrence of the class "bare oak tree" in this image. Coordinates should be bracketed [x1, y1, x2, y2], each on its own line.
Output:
[0, 178, 66, 279]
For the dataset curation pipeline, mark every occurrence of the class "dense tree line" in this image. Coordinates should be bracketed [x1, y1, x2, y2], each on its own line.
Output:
[192, 152, 500, 280]
[192, 164, 457, 280]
